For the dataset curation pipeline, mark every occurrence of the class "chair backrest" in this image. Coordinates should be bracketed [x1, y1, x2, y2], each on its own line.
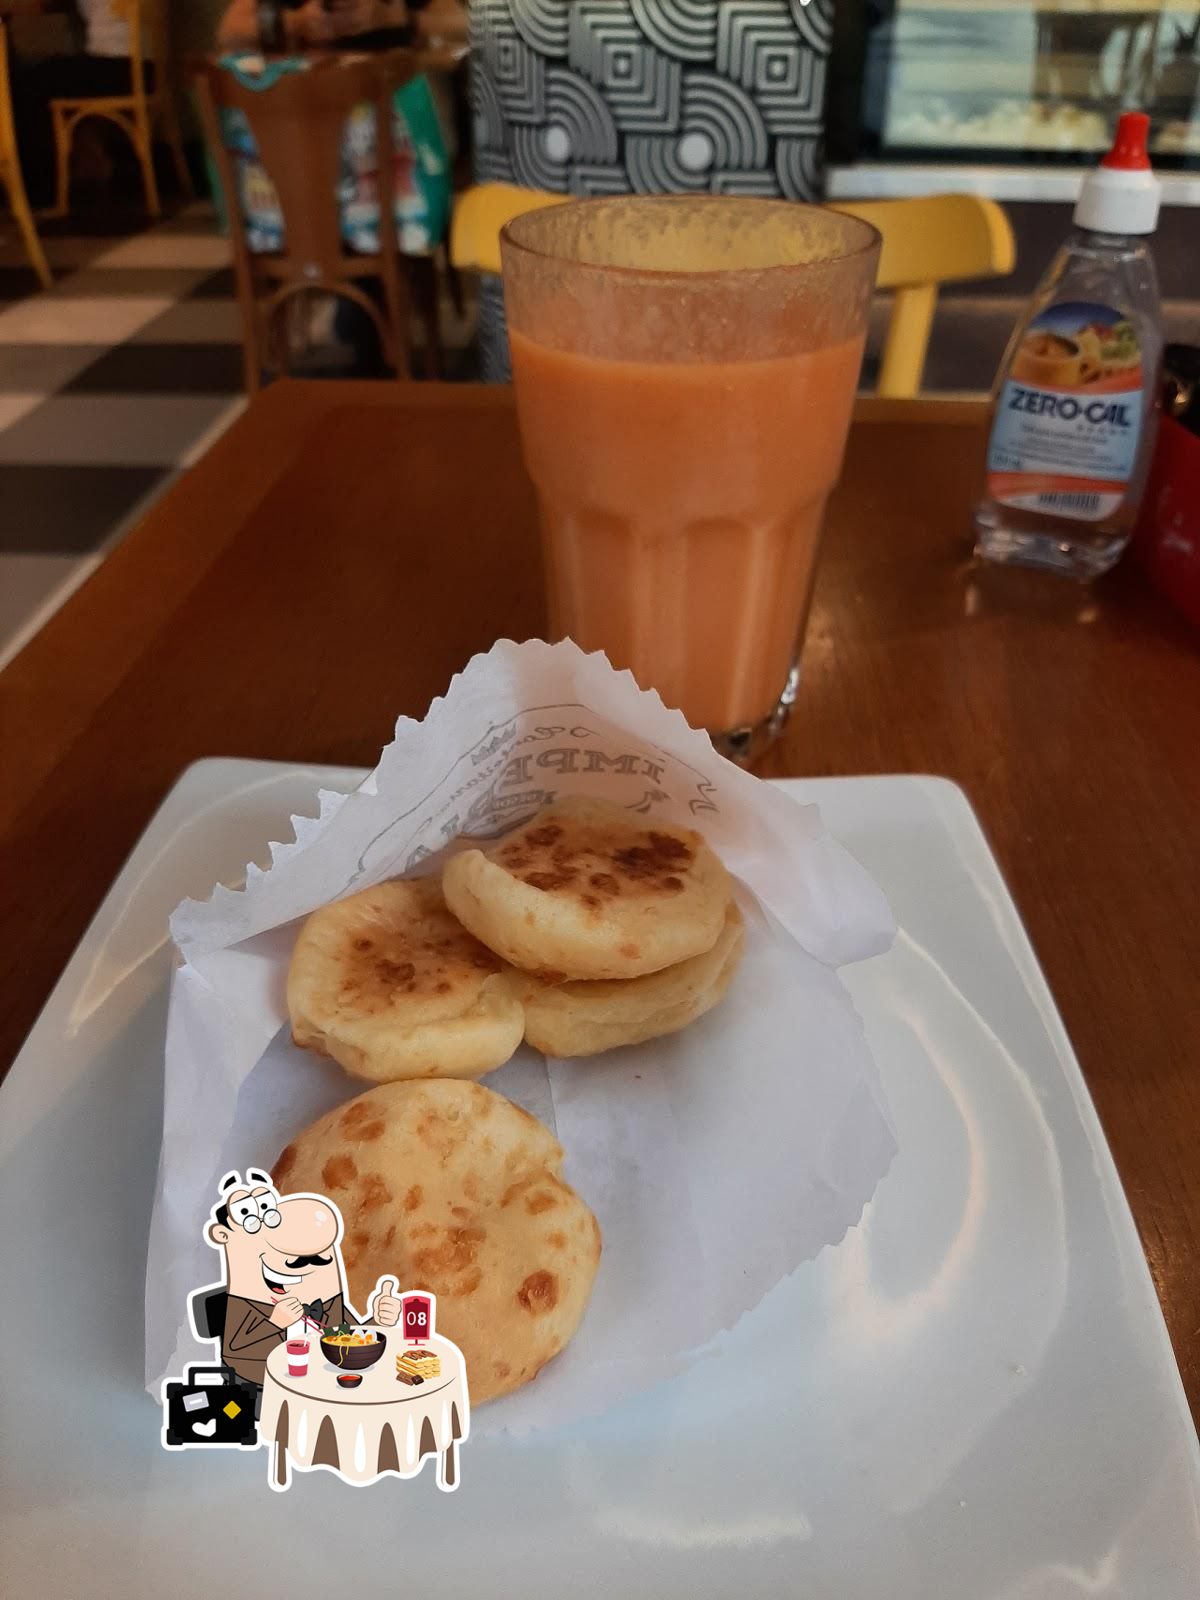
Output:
[105, 0, 152, 102]
[190, 1284, 228, 1341]
[829, 195, 1015, 293]
[193, 51, 414, 275]
[450, 182, 565, 276]
[450, 182, 1017, 397]
[0, 21, 14, 159]
[832, 195, 1015, 396]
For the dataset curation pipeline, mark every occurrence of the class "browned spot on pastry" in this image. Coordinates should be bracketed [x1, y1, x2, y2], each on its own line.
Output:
[352, 937, 373, 953]
[547, 1231, 567, 1249]
[525, 1189, 557, 1215]
[611, 829, 695, 889]
[343, 1228, 370, 1271]
[589, 872, 619, 894]
[416, 1113, 467, 1164]
[525, 823, 563, 847]
[359, 1173, 391, 1211]
[649, 831, 692, 861]
[383, 1224, 396, 1248]
[272, 1143, 296, 1186]
[409, 1222, 437, 1239]
[531, 968, 566, 985]
[500, 846, 531, 870]
[582, 894, 601, 909]
[619, 942, 640, 960]
[413, 1225, 485, 1284]
[340, 1101, 373, 1130]
[322, 1153, 357, 1190]
[450, 1205, 470, 1220]
[660, 875, 683, 892]
[524, 869, 576, 892]
[435, 980, 452, 994]
[494, 1360, 511, 1380]
[357, 1120, 385, 1141]
[404, 1184, 423, 1212]
[416, 1112, 447, 1147]
[517, 1270, 558, 1314]
[446, 1268, 482, 1297]
[376, 958, 416, 986]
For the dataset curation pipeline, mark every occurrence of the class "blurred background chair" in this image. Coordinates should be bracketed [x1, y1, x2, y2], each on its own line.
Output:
[0, 18, 50, 287]
[48, 0, 191, 219]
[830, 195, 1016, 398]
[194, 50, 422, 393]
[451, 183, 1016, 399]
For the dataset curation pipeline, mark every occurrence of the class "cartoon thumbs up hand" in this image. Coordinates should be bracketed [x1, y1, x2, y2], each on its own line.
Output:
[369, 1275, 402, 1327]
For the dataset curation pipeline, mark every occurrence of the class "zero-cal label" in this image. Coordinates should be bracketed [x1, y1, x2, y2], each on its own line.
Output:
[986, 300, 1144, 522]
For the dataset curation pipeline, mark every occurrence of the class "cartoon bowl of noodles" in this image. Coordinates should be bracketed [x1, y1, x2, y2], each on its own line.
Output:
[320, 1326, 387, 1371]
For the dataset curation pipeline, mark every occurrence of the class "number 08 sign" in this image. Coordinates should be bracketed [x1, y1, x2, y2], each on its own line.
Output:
[402, 1292, 433, 1342]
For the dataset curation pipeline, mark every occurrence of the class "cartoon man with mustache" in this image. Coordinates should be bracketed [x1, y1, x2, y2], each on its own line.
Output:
[203, 1169, 401, 1390]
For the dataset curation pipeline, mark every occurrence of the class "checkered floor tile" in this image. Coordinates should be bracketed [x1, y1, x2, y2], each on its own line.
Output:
[0, 202, 244, 666]
[0, 200, 479, 666]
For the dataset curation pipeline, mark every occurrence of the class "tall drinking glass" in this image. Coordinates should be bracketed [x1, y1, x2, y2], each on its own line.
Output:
[501, 196, 880, 761]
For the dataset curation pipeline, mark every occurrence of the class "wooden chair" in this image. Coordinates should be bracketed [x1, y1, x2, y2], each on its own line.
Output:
[49, 0, 192, 220]
[193, 51, 418, 394]
[450, 183, 1017, 399]
[0, 20, 50, 287]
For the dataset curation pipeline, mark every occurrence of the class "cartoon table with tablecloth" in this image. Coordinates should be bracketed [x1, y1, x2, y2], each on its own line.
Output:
[261, 1326, 469, 1490]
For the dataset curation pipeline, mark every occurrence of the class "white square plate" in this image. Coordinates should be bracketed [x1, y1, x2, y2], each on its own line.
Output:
[2, 761, 1197, 1597]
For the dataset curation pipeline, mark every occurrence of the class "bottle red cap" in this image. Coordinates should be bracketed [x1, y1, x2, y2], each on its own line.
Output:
[1102, 111, 1152, 171]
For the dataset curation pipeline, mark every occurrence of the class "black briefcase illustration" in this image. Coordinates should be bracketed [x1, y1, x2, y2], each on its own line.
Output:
[162, 1365, 259, 1450]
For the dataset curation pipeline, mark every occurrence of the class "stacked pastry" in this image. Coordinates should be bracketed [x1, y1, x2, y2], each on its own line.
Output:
[278, 798, 744, 1404]
[288, 796, 744, 1079]
[395, 1348, 441, 1385]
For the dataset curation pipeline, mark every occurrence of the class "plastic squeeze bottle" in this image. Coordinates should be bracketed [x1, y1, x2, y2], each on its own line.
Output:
[974, 112, 1164, 578]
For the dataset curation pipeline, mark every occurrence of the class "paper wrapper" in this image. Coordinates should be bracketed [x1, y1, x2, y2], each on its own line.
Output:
[146, 640, 896, 1433]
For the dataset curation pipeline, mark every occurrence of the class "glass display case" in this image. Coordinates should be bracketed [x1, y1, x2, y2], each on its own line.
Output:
[834, 0, 1200, 166]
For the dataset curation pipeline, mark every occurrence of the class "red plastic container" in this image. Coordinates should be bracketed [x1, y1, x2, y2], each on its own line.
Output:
[1134, 346, 1200, 627]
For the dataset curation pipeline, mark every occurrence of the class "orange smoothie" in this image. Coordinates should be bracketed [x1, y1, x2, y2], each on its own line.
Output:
[509, 329, 865, 733]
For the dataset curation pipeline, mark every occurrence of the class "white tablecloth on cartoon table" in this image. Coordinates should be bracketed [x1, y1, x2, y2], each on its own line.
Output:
[260, 1331, 468, 1488]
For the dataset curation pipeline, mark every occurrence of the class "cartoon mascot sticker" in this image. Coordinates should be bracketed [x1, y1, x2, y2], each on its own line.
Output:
[161, 1169, 469, 1492]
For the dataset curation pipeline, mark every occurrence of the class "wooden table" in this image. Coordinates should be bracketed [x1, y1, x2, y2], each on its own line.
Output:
[1, 380, 1197, 1417]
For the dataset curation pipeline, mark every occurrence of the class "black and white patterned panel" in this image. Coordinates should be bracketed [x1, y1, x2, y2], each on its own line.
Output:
[469, 0, 833, 377]
[471, 0, 830, 198]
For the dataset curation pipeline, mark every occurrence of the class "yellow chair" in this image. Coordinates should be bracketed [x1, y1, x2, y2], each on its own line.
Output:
[830, 195, 1014, 397]
[0, 20, 50, 288]
[450, 182, 1016, 399]
[49, 0, 192, 220]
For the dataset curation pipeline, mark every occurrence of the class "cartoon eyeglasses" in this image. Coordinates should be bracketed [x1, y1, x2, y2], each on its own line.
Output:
[228, 1190, 282, 1233]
